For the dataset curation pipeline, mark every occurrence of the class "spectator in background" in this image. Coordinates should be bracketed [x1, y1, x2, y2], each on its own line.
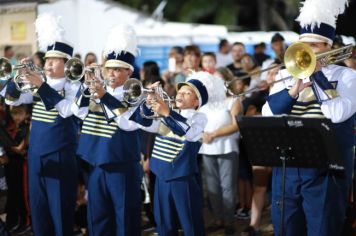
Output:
[3, 46, 16, 65]
[179, 45, 201, 83]
[201, 68, 240, 235]
[241, 54, 261, 91]
[140, 61, 160, 81]
[345, 46, 356, 70]
[260, 33, 286, 81]
[162, 46, 184, 81]
[74, 53, 82, 60]
[216, 39, 233, 68]
[32, 51, 45, 69]
[0, 147, 10, 236]
[84, 52, 97, 67]
[162, 46, 184, 97]
[201, 52, 217, 74]
[227, 42, 246, 77]
[253, 42, 270, 67]
[4, 105, 31, 234]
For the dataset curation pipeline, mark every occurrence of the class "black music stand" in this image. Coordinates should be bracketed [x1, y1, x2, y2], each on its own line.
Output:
[237, 115, 343, 236]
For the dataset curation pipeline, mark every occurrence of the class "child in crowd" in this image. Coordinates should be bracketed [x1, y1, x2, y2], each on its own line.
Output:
[5, 105, 31, 234]
[201, 52, 217, 74]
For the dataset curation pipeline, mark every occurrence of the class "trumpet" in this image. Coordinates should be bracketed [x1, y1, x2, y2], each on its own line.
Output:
[228, 42, 354, 96]
[12, 59, 47, 93]
[123, 79, 173, 119]
[81, 69, 107, 100]
[65, 58, 105, 99]
[64, 58, 86, 82]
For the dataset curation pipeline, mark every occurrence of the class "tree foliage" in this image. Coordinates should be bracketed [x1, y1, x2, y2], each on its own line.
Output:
[113, 0, 356, 37]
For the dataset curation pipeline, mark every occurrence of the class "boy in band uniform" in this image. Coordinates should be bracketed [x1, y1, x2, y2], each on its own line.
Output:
[4, 14, 80, 236]
[71, 24, 151, 236]
[135, 71, 213, 235]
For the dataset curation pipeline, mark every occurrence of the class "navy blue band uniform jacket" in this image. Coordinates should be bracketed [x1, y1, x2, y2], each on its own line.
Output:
[72, 85, 152, 166]
[262, 65, 356, 178]
[139, 108, 207, 181]
[4, 77, 81, 155]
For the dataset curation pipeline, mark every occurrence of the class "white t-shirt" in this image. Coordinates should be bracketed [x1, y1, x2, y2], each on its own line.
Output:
[199, 97, 239, 155]
[216, 52, 233, 68]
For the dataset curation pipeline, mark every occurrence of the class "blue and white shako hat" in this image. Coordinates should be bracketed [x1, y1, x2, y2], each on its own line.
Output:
[296, 0, 349, 46]
[177, 71, 226, 109]
[103, 24, 138, 71]
[35, 13, 73, 59]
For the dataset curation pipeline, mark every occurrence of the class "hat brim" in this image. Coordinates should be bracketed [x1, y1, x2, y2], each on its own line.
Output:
[299, 33, 333, 45]
[176, 82, 202, 108]
[44, 50, 71, 59]
[104, 59, 134, 71]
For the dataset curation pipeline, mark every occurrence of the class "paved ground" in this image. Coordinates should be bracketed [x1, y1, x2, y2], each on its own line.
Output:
[142, 206, 274, 236]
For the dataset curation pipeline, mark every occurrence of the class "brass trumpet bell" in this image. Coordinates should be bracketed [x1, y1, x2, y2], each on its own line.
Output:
[123, 78, 144, 106]
[284, 42, 316, 79]
[64, 58, 84, 82]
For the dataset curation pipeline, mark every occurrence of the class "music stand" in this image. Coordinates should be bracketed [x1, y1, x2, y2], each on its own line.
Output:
[237, 115, 343, 236]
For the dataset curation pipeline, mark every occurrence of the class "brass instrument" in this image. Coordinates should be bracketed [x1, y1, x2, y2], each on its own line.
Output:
[12, 60, 47, 93]
[64, 58, 85, 82]
[0, 57, 12, 81]
[0, 57, 13, 91]
[230, 42, 354, 97]
[123, 78, 173, 119]
[65, 58, 105, 99]
[82, 65, 106, 100]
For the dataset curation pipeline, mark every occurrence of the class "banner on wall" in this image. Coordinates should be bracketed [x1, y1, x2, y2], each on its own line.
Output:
[11, 21, 26, 41]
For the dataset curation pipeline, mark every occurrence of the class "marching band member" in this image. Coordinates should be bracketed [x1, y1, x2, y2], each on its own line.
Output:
[71, 25, 150, 236]
[262, 1, 356, 235]
[4, 14, 80, 236]
[134, 71, 216, 236]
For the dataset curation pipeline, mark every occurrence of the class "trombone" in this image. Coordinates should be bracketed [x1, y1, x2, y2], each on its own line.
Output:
[123, 79, 173, 119]
[228, 42, 354, 97]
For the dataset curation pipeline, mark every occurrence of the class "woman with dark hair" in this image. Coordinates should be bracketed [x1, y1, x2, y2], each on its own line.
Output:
[140, 61, 160, 81]
[84, 52, 97, 67]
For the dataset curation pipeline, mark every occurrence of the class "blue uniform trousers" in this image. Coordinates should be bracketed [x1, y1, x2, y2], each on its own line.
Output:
[28, 145, 78, 236]
[271, 148, 354, 236]
[154, 174, 205, 236]
[86, 162, 142, 236]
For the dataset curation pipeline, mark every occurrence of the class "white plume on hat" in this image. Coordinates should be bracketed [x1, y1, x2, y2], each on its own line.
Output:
[35, 13, 65, 50]
[296, 0, 349, 29]
[103, 24, 139, 57]
[187, 71, 226, 109]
